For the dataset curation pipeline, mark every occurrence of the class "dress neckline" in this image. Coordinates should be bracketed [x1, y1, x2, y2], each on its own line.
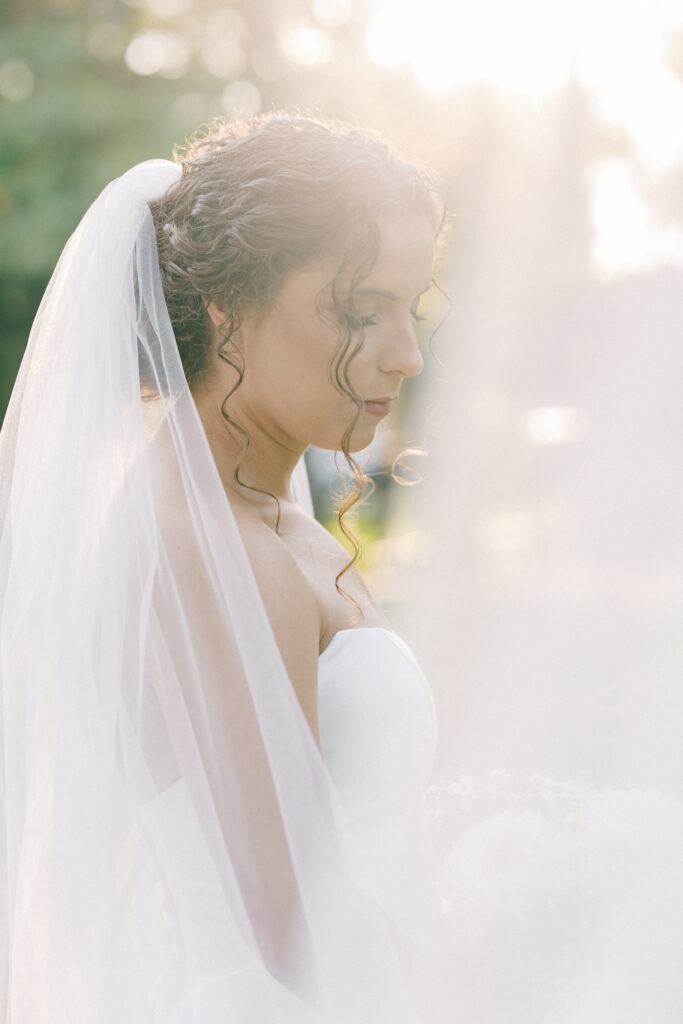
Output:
[319, 626, 397, 659]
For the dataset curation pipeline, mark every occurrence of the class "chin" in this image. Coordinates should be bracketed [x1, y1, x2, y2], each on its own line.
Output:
[311, 409, 380, 454]
[347, 433, 376, 454]
[313, 424, 377, 455]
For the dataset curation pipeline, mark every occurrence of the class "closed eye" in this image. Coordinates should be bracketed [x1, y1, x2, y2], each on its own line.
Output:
[360, 312, 425, 327]
[350, 311, 425, 329]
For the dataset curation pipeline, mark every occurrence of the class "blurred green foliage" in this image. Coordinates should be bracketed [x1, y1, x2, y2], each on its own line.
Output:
[1, 6, 190, 413]
[0, 0, 357, 415]
[0, 0, 448, 422]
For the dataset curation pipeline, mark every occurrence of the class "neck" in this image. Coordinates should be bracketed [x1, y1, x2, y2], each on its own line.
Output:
[191, 385, 304, 507]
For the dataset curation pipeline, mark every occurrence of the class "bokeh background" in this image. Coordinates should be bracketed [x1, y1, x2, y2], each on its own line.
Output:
[2, 0, 683, 795]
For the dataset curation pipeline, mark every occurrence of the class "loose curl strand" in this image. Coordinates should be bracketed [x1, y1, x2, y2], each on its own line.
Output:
[149, 111, 444, 607]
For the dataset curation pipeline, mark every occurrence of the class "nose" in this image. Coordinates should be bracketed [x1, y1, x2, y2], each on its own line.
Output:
[380, 319, 424, 380]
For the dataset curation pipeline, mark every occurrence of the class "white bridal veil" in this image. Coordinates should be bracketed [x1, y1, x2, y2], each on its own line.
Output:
[396, 140, 683, 1021]
[0, 161, 439, 1023]
[12, 148, 679, 1024]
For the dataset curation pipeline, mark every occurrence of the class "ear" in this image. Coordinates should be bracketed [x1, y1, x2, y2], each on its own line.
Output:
[205, 299, 228, 330]
[204, 298, 245, 351]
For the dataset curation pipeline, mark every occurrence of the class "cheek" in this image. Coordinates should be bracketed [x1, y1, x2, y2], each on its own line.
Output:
[276, 315, 345, 401]
[256, 323, 345, 428]
[252, 304, 374, 442]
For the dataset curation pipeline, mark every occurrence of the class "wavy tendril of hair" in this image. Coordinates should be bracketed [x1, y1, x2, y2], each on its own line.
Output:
[390, 259, 452, 488]
[148, 112, 444, 609]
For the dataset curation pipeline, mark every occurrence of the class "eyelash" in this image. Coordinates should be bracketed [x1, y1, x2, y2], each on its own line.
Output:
[357, 312, 426, 328]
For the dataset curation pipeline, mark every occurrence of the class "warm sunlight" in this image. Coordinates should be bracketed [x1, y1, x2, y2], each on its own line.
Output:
[366, 0, 573, 94]
[365, 0, 683, 122]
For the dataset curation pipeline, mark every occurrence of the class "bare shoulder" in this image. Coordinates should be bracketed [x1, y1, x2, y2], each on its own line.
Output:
[228, 496, 323, 744]
[274, 502, 391, 641]
[231, 500, 323, 643]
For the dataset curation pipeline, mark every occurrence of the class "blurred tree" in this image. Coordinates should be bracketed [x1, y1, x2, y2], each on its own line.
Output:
[0, 4, 197, 414]
[0, 0, 448, 585]
[0, 0, 416, 418]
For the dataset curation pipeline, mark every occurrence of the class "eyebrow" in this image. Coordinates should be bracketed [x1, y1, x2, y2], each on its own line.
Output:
[354, 285, 432, 301]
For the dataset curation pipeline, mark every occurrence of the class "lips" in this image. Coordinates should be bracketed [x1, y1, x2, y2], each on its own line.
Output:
[364, 397, 395, 417]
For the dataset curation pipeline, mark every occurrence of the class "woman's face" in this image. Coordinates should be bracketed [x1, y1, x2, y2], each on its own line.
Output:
[209, 212, 437, 455]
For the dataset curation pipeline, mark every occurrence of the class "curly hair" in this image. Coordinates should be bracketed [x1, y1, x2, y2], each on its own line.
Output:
[148, 111, 444, 607]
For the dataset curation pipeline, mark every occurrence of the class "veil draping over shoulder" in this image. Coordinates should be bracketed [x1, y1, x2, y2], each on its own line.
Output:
[7, 144, 682, 1024]
[0, 162, 439, 1023]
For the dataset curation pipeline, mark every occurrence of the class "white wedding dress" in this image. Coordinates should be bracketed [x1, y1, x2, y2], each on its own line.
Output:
[10, 155, 683, 1024]
[318, 627, 438, 935]
[138, 625, 439, 1023]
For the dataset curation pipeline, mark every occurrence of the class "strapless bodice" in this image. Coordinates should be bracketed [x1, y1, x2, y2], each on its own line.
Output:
[317, 626, 437, 812]
[136, 626, 438, 1020]
[317, 627, 438, 933]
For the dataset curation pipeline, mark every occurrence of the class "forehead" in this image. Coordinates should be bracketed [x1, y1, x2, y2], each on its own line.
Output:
[265, 212, 437, 316]
[359, 214, 436, 297]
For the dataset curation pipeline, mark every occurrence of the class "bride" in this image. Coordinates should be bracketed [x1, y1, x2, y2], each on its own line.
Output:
[0, 113, 446, 1022]
[158, 114, 437, 706]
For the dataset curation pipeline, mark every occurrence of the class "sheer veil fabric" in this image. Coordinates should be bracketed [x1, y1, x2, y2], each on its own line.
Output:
[0, 162, 438, 1022]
